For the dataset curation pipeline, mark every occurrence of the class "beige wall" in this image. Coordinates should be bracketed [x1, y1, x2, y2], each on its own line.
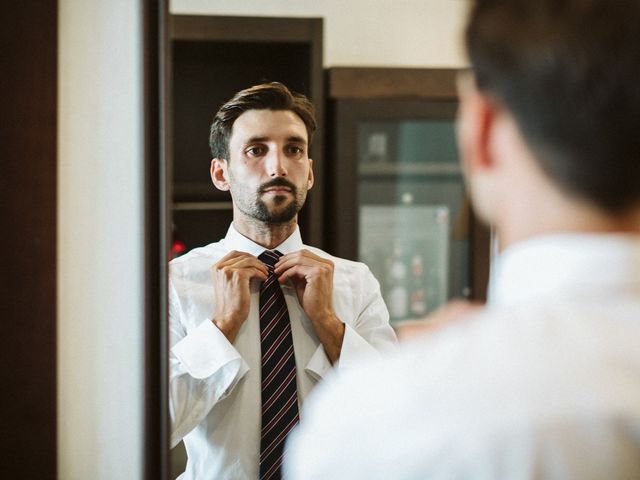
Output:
[170, 0, 470, 67]
[58, 0, 144, 478]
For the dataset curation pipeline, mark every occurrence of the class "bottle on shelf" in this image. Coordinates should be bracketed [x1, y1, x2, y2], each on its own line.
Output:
[365, 131, 388, 163]
[409, 252, 428, 317]
[384, 244, 409, 321]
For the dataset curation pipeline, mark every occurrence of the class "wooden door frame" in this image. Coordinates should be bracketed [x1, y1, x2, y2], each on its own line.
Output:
[1, 1, 58, 477]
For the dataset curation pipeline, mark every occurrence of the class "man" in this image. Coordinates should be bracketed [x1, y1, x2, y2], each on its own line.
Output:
[285, 0, 640, 478]
[169, 82, 397, 480]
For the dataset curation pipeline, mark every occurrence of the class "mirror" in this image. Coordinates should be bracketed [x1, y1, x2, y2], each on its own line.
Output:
[163, 2, 475, 478]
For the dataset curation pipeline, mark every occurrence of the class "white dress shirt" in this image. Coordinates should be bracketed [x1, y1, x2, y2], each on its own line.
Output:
[285, 234, 640, 479]
[169, 224, 397, 480]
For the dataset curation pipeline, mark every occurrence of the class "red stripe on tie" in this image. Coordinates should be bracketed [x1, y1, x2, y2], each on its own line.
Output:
[262, 325, 291, 366]
[260, 452, 283, 480]
[260, 302, 288, 341]
[260, 413, 300, 462]
[262, 367, 297, 413]
[262, 389, 298, 437]
[261, 344, 294, 390]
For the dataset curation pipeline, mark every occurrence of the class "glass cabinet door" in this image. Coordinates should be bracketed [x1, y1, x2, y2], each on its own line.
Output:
[357, 118, 470, 322]
[328, 96, 487, 325]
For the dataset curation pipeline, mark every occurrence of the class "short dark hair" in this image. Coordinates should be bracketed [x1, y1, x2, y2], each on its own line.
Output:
[209, 82, 317, 161]
[466, 0, 640, 213]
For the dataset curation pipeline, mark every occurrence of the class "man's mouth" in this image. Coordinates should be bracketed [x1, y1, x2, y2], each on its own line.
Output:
[260, 180, 297, 196]
[263, 186, 292, 194]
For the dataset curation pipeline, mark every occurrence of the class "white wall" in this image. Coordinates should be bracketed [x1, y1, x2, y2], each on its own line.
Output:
[58, 0, 144, 478]
[170, 0, 470, 67]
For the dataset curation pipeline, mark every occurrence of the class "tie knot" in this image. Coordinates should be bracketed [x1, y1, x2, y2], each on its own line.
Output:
[258, 250, 282, 268]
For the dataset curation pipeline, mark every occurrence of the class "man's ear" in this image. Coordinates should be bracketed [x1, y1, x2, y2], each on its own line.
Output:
[456, 73, 496, 177]
[456, 73, 501, 225]
[307, 158, 314, 190]
[210, 158, 230, 191]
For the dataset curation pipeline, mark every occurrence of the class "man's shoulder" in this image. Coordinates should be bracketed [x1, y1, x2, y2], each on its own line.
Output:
[302, 245, 372, 272]
[169, 240, 226, 277]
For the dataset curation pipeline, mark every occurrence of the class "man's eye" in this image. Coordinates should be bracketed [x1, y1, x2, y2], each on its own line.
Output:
[287, 146, 303, 155]
[246, 146, 265, 156]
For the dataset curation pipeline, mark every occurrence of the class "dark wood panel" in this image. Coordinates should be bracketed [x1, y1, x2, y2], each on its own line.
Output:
[305, 18, 325, 247]
[171, 40, 312, 198]
[0, 1, 57, 478]
[169, 16, 325, 248]
[328, 67, 459, 100]
[171, 15, 319, 43]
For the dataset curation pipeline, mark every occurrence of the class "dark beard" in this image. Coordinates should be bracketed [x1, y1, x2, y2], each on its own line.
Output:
[253, 195, 301, 223]
[253, 177, 304, 224]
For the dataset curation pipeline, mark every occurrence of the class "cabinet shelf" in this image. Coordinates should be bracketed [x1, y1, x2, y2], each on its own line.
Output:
[359, 162, 461, 176]
[173, 182, 225, 199]
[173, 201, 233, 211]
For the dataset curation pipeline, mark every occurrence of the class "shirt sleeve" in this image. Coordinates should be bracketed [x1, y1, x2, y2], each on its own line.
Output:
[168, 279, 250, 448]
[305, 265, 397, 379]
[337, 266, 397, 366]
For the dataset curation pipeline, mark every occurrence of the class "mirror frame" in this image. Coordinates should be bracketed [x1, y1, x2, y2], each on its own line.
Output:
[144, 0, 170, 478]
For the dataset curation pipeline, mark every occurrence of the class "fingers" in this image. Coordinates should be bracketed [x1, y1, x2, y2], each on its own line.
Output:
[274, 251, 337, 324]
[276, 264, 314, 284]
[273, 249, 333, 278]
[213, 250, 269, 280]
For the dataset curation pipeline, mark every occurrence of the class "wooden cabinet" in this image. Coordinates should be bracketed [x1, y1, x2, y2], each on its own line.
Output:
[325, 68, 490, 320]
[169, 15, 325, 252]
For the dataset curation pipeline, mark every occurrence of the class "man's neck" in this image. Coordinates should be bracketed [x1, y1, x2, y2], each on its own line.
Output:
[232, 215, 299, 250]
[497, 199, 640, 251]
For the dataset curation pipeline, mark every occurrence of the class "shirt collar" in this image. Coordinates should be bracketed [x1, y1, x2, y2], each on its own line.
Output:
[490, 233, 640, 307]
[221, 223, 304, 257]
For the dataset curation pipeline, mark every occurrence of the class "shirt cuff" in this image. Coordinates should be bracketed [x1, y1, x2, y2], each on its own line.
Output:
[337, 322, 380, 369]
[304, 323, 379, 380]
[172, 320, 248, 379]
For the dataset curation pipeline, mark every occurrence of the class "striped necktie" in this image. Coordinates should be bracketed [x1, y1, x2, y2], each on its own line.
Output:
[258, 250, 299, 480]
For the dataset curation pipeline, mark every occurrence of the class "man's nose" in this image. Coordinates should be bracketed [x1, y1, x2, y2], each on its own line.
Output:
[266, 150, 288, 177]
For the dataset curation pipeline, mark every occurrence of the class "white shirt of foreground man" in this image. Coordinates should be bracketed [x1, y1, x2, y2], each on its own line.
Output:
[285, 234, 640, 479]
[285, 0, 640, 477]
[170, 225, 396, 479]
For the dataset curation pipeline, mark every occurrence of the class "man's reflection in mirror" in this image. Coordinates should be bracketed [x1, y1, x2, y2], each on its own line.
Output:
[168, 82, 397, 480]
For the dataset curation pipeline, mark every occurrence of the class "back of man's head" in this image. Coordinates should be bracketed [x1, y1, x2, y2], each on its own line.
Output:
[466, 0, 640, 214]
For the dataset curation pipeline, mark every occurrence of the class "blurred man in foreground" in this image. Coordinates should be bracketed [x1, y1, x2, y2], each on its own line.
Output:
[285, 0, 640, 478]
